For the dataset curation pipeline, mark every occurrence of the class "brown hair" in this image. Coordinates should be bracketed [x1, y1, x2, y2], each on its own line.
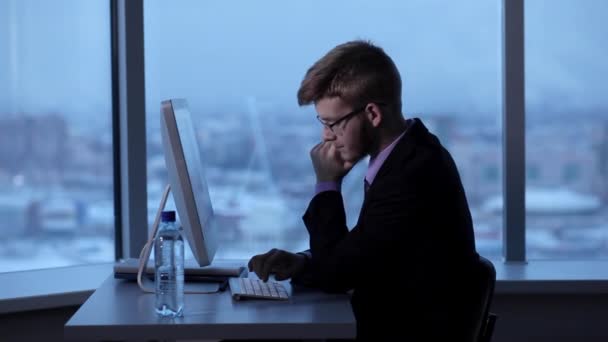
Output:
[297, 40, 402, 114]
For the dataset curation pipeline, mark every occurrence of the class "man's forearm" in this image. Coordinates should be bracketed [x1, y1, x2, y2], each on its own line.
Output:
[291, 250, 316, 287]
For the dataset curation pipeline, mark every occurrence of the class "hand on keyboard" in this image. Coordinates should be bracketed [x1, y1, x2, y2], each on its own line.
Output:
[248, 249, 307, 282]
[229, 277, 289, 301]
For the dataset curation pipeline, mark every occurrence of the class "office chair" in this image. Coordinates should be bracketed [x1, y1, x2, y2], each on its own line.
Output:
[472, 255, 498, 342]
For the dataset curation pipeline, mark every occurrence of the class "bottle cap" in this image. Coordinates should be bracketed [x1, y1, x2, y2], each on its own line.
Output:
[161, 210, 176, 222]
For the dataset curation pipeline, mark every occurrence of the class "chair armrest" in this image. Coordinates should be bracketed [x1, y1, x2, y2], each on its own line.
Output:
[481, 313, 498, 342]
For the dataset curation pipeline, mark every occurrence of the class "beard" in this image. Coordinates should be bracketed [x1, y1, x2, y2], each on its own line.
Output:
[341, 119, 374, 165]
[358, 117, 375, 158]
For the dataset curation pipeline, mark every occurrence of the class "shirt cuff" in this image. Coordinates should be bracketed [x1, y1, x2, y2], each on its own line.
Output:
[314, 181, 341, 195]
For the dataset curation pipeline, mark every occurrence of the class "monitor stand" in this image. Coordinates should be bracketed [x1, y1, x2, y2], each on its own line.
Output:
[123, 184, 245, 294]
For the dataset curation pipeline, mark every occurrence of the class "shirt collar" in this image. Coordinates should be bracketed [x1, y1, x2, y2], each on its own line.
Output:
[364, 119, 413, 185]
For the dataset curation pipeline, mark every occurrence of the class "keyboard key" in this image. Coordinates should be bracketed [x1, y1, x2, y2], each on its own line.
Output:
[230, 277, 289, 300]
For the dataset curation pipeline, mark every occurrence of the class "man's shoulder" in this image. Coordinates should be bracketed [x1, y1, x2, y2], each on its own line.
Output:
[372, 118, 458, 186]
[381, 123, 460, 185]
[406, 118, 444, 147]
[403, 118, 457, 160]
[393, 122, 445, 164]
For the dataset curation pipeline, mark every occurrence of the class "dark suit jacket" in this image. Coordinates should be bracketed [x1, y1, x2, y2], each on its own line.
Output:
[297, 118, 480, 341]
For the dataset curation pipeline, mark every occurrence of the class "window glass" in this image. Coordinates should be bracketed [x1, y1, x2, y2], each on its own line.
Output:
[144, 0, 503, 259]
[0, 0, 113, 272]
[525, 0, 608, 259]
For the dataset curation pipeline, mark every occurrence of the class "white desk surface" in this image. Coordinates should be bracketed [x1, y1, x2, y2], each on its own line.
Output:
[64, 274, 356, 341]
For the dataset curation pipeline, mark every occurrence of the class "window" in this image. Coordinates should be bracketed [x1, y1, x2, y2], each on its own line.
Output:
[527, 164, 540, 182]
[144, 0, 502, 259]
[0, 0, 113, 273]
[562, 163, 580, 183]
[525, 0, 608, 259]
[5, 0, 608, 315]
[484, 165, 499, 182]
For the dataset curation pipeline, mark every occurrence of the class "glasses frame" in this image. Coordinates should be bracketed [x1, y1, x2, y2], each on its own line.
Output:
[316, 102, 387, 133]
[316, 104, 368, 134]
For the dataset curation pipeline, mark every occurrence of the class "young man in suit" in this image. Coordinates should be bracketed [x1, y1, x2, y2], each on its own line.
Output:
[248, 40, 480, 341]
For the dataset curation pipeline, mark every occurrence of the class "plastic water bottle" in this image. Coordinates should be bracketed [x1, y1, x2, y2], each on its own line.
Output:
[154, 210, 184, 317]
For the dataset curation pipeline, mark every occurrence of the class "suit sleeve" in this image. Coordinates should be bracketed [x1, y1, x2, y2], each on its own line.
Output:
[301, 173, 429, 292]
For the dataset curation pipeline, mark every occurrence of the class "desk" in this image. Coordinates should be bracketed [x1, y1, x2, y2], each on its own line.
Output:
[65, 274, 356, 341]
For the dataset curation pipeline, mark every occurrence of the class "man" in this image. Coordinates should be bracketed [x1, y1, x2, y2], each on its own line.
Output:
[249, 40, 480, 341]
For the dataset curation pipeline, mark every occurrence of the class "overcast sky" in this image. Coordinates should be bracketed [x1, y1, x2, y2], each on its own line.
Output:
[0, 0, 606, 120]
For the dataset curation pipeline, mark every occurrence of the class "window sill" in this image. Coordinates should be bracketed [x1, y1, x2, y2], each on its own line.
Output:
[2, 259, 608, 314]
[0, 263, 113, 314]
[494, 259, 608, 294]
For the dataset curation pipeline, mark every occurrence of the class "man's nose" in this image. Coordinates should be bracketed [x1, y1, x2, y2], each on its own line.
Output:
[322, 126, 336, 142]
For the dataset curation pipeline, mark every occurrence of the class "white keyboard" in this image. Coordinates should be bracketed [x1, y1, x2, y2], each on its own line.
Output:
[229, 277, 289, 300]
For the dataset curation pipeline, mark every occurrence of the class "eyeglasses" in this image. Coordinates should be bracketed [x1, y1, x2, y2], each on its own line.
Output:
[316, 104, 367, 134]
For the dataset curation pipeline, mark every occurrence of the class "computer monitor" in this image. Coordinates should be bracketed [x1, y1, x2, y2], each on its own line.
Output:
[160, 98, 218, 266]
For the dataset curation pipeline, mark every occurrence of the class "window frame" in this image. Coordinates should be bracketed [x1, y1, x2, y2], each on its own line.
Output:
[502, 0, 526, 262]
[131, 0, 529, 263]
[114, 0, 148, 259]
[4, 0, 608, 315]
[129, 0, 529, 263]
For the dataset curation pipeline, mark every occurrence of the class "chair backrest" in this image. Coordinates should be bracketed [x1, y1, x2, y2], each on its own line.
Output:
[471, 255, 497, 342]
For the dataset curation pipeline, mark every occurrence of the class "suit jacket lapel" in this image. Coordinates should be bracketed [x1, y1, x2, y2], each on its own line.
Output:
[357, 118, 431, 221]
[372, 118, 431, 185]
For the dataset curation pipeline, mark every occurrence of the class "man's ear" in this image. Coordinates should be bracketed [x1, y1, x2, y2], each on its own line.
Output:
[365, 103, 383, 128]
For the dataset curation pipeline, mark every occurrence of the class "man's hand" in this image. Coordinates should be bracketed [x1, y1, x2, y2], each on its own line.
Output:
[310, 141, 355, 182]
[248, 249, 307, 282]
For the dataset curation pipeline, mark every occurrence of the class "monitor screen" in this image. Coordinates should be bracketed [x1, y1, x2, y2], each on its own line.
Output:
[160, 98, 217, 266]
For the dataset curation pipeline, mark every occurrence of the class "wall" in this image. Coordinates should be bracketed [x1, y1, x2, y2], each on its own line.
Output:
[492, 294, 608, 342]
[1, 295, 608, 341]
[0, 305, 79, 342]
